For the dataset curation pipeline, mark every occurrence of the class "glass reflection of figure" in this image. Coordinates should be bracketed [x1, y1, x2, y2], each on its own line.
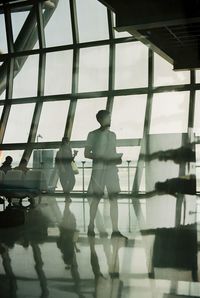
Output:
[88, 236, 124, 297]
[139, 174, 196, 198]
[141, 224, 198, 281]
[57, 201, 84, 298]
[141, 144, 197, 226]
[85, 110, 127, 239]
[141, 145, 195, 164]
[155, 174, 196, 196]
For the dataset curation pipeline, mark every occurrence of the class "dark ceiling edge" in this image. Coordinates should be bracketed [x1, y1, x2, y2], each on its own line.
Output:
[97, 0, 117, 12]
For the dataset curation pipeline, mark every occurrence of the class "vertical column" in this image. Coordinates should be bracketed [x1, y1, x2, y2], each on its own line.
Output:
[64, 0, 79, 140]
[22, 2, 46, 162]
[106, 10, 115, 113]
[131, 49, 154, 228]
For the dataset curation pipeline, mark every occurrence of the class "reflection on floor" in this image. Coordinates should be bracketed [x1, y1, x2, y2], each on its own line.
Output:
[0, 196, 199, 298]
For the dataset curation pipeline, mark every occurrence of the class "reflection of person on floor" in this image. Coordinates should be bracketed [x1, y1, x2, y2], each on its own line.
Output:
[88, 237, 104, 279]
[0, 156, 13, 173]
[141, 146, 195, 164]
[57, 201, 83, 297]
[88, 236, 124, 297]
[0, 242, 17, 298]
[85, 110, 126, 239]
[55, 137, 76, 202]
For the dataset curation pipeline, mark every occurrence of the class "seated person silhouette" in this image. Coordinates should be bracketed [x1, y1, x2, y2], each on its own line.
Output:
[0, 156, 13, 204]
[0, 156, 13, 173]
[13, 158, 29, 207]
[155, 175, 196, 195]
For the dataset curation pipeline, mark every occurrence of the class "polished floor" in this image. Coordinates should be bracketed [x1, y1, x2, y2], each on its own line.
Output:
[0, 195, 199, 298]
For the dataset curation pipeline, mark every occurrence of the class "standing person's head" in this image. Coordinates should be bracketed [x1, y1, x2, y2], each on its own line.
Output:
[96, 110, 111, 128]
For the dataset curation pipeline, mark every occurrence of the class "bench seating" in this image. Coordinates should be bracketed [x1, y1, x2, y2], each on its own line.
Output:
[0, 169, 49, 201]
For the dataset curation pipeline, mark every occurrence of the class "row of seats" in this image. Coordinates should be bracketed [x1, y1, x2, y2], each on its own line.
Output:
[0, 170, 48, 199]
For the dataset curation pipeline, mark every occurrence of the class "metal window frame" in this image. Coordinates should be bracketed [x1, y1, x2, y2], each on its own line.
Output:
[0, 0, 198, 175]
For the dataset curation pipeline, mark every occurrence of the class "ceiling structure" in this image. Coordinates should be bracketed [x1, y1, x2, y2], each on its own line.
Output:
[98, 0, 200, 70]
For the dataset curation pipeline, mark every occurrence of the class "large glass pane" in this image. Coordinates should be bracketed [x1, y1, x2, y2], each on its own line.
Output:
[116, 146, 140, 162]
[79, 46, 109, 92]
[115, 42, 148, 89]
[71, 98, 107, 140]
[116, 146, 140, 192]
[194, 90, 200, 136]
[196, 70, 200, 83]
[3, 103, 35, 143]
[76, 0, 109, 42]
[13, 55, 39, 98]
[111, 95, 147, 139]
[149, 92, 190, 134]
[154, 53, 190, 86]
[37, 101, 70, 142]
[0, 14, 7, 53]
[44, 0, 72, 47]
[44, 50, 73, 95]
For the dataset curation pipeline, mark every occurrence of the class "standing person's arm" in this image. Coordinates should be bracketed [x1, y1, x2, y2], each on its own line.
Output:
[110, 132, 123, 164]
[84, 132, 94, 160]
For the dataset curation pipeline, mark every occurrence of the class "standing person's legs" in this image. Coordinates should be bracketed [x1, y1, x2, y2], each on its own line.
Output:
[109, 196, 127, 239]
[109, 197, 119, 232]
[107, 167, 128, 239]
[59, 171, 73, 202]
[88, 198, 100, 234]
[106, 167, 120, 232]
[87, 169, 105, 236]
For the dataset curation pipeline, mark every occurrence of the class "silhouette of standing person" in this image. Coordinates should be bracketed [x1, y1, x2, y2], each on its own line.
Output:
[85, 110, 126, 238]
[55, 137, 75, 202]
[0, 156, 13, 174]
